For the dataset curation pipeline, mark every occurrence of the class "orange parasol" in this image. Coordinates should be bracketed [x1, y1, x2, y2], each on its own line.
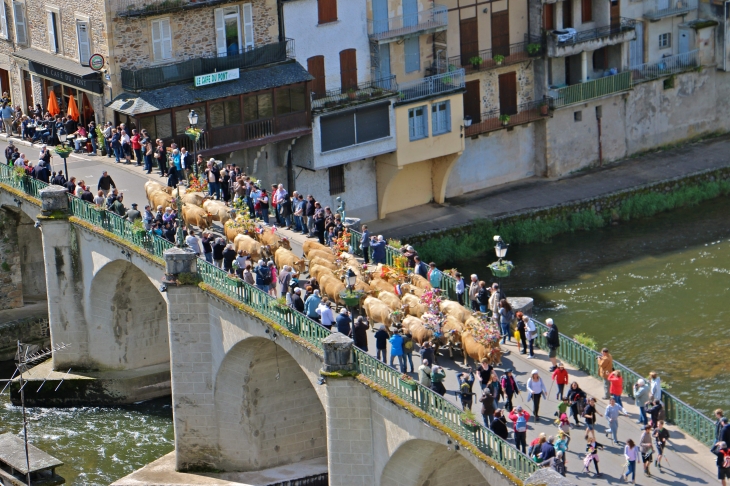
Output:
[67, 94, 80, 121]
[47, 93, 60, 116]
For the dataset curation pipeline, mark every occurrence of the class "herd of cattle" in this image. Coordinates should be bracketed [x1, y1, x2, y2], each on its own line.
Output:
[144, 178, 502, 367]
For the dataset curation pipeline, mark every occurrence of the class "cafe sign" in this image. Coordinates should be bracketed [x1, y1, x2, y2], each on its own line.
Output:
[194, 69, 240, 88]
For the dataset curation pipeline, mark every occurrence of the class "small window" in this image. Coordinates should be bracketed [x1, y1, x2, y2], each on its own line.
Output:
[574, 110, 582, 122]
[659, 33, 671, 49]
[431, 101, 451, 135]
[175, 106, 206, 135]
[151, 18, 173, 61]
[12, 2, 28, 46]
[318, 0, 337, 24]
[276, 86, 307, 115]
[408, 105, 428, 141]
[210, 99, 242, 128]
[595, 105, 602, 119]
[663, 76, 675, 90]
[0, 2, 9, 40]
[47, 11, 61, 53]
[139, 113, 173, 141]
[244, 93, 274, 121]
[329, 164, 345, 195]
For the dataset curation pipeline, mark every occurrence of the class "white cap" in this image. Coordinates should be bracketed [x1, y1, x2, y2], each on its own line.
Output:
[531, 369, 539, 375]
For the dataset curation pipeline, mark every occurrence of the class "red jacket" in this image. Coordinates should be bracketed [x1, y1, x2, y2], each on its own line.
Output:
[508, 410, 531, 431]
[607, 372, 623, 396]
[552, 368, 569, 385]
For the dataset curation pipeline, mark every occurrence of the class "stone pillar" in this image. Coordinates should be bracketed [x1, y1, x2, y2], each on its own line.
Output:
[30, 74, 43, 108]
[581, 50, 589, 82]
[37, 186, 89, 369]
[555, 1, 564, 30]
[321, 334, 375, 486]
[163, 248, 219, 471]
[0, 208, 23, 309]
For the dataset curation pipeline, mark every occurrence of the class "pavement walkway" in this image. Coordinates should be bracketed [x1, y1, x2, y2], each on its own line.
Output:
[365, 134, 730, 239]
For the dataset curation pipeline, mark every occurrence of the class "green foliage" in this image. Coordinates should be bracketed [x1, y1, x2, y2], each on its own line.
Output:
[527, 43, 542, 55]
[413, 177, 730, 263]
[493, 54, 505, 63]
[1, 261, 9, 272]
[177, 272, 202, 286]
[387, 238, 403, 249]
[574, 333, 598, 350]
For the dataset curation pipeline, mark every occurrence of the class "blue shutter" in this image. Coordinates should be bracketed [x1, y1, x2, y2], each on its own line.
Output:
[404, 37, 420, 73]
[403, 0, 418, 27]
[376, 44, 391, 81]
[372, 0, 388, 34]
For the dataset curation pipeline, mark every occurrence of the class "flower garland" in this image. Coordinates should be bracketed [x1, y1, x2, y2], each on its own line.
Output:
[225, 212, 258, 234]
[333, 228, 351, 254]
[466, 314, 502, 347]
[187, 175, 208, 192]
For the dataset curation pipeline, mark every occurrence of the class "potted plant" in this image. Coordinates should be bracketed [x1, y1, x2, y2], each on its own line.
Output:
[493, 54, 505, 66]
[347, 88, 357, 100]
[464, 115, 472, 127]
[131, 219, 146, 237]
[399, 373, 418, 391]
[270, 296, 290, 316]
[488, 260, 514, 277]
[460, 410, 480, 432]
[12, 166, 26, 180]
[540, 101, 549, 116]
[373, 88, 384, 96]
[527, 43, 542, 57]
[54, 145, 73, 158]
[185, 127, 202, 142]
[95, 126, 107, 156]
[469, 56, 483, 70]
[339, 288, 364, 308]
[499, 114, 510, 126]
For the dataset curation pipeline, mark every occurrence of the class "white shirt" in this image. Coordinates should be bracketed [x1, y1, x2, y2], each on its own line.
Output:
[185, 235, 202, 254]
[317, 303, 335, 326]
[650, 377, 662, 402]
[526, 319, 537, 340]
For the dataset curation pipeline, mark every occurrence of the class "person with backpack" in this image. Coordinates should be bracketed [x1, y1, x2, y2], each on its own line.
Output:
[254, 259, 271, 291]
[567, 381, 586, 426]
[711, 441, 730, 486]
[457, 370, 476, 411]
[431, 365, 446, 396]
[500, 369, 519, 412]
[402, 332, 415, 372]
[640, 424, 654, 477]
[508, 405, 531, 453]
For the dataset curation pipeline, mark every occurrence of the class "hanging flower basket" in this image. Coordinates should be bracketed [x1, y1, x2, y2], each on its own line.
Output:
[185, 127, 202, 141]
[54, 146, 73, 158]
[339, 289, 364, 307]
[460, 411, 480, 432]
[399, 374, 418, 391]
[488, 260, 514, 277]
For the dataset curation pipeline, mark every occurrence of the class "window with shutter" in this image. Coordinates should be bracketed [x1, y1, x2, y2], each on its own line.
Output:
[215, 6, 242, 56]
[151, 18, 172, 61]
[0, 2, 8, 40]
[431, 101, 451, 135]
[77, 21, 91, 66]
[339, 49, 357, 92]
[318, 0, 337, 24]
[47, 11, 58, 53]
[307, 56, 326, 98]
[13, 2, 27, 46]
[328, 165, 345, 195]
[581, 0, 592, 23]
[404, 37, 420, 73]
[243, 3, 254, 50]
[408, 106, 428, 141]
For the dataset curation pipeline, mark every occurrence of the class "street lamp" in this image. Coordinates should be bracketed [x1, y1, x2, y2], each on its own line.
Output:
[187, 109, 199, 178]
[57, 128, 70, 181]
[346, 268, 357, 290]
[494, 235, 508, 260]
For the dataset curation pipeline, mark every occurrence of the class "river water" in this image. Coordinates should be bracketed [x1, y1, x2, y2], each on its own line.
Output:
[456, 195, 730, 415]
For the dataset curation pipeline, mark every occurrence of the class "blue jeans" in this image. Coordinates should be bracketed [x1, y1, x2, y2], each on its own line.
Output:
[204, 252, 213, 263]
[528, 338, 534, 356]
[208, 181, 220, 199]
[638, 405, 647, 424]
[282, 214, 291, 228]
[90, 136, 98, 154]
[256, 284, 267, 292]
[390, 354, 405, 372]
[261, 208, 269, 224]
[612, 394, 624, 408]
[293, 215, 303, 232]
[479, 304, 487, 313]
[403, 352, 414, 372]
[113, 145, 123, 162]
[144, 154, 153, 173]
[608, 419, 618, 442]
[134, 148, 143, 165]
[501, 322, 511, 343]
[376, 348, 386, 362]
[625, 460, 636, 481]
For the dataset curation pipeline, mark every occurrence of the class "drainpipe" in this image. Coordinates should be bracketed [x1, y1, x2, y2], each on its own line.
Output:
[277, 0, 286, 42]
[725, 1, 730, 71]
[596, 106, 603, 166]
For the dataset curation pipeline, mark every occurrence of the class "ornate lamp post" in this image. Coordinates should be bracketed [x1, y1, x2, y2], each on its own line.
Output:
[187, 110, 199, 178]
[488, 235, 514, 285]
[55, 128, 72, 181]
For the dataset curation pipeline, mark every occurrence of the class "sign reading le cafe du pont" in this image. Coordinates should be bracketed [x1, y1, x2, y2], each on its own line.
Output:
[194, 69, 240, 88]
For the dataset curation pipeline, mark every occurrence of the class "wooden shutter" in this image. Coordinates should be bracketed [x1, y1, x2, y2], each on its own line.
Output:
[498, 72, 517, 116]
[160, 19, 172, 59]
[582, 0, 592, 23]
[563, 0, 573, 28]
[243, 3, 254, 49]
[13, 2, 27, 46]
[47, 12, 57, 53]
[339, 49, 357, 92]
[459, 17, 479, 66]
[491, 10, 510, 58]
[610, 0, 620, 27]
[543, 3, 554, 31]
[593, 48, 607, 70]
[318, 0, 337, 24]
[464, 80, 481, 124]
[0, 2, 7, 40]
[307, 55, 326, 98]
[404, 37, 420, 73]
[215, 8, 227, 55]
[77, 21, 91, 66]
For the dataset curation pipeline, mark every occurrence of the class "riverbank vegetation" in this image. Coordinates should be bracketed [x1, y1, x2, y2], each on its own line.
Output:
[411, 178, 730, 263]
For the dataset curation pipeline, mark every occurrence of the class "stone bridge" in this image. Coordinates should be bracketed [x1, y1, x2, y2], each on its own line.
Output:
[0, 179, 534, 486]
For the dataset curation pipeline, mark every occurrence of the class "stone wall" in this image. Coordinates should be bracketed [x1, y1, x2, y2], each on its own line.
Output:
[0, 208, 23, 309]
[474, 61, 534, 113]
[0, 317, 50, 361]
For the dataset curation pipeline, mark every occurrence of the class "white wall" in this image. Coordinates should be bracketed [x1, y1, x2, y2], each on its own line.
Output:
[284, 0, 372, 90]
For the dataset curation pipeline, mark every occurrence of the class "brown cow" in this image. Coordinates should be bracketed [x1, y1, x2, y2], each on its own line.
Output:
[256, 230, 292, 252]
[439, 300, 472, 324]
[307, 249, 337, 263]
[462, 332, 502, 367]
[225, 224, 247, 243]
[402, 293, 427, 317]
[203, 200, 234, 226]
[320, 273, 346, 304]
[275, 248, 306, 274]
[370, 277, 396, 294]
[233, 234, 269, 261]
[181, 204, 213, 230]
[148, 190, 176, 211]
[145, 180, 167, 199]
[363, 296, 397, 334]
[309, 263, 336, 282]
[309, 257, 338, 271]
[182, 191, 208, 207]
[377, 290, 401, 311]
[401, 315, 433, 346]
[303, 240, 331, 257]
[409, 274, 432, 290]
[400, 283, 425, 297]
[433, 315, 464, 360]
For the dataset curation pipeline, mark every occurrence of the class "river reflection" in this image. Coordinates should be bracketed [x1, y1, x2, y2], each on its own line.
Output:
[454, 196, 730, 415]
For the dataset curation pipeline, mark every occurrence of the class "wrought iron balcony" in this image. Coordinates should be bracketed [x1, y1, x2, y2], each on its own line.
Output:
[547, 18, 637, 57]
[121, 39, 294, 91]
[311, 76, 398, 113]
[630, 49, 699, 84]
[368, 4, 448, 43]
[644, 0, 697, 20]
[397, 69, 465, 104]
[465, 99, 549, 137]
[448, 37, 543, 73]
[113, 0, 240, 17]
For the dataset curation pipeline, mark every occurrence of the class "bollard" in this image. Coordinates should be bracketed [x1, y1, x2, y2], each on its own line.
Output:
[321, 332, 354, 373]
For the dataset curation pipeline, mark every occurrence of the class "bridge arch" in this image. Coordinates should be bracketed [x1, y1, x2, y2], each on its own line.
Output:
[381, 439, 489, 486]
[87, 259, 168, 370]
[214, 336, 327, 472]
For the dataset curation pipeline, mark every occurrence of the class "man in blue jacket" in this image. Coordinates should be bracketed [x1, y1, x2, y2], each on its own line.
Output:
[336, 308, 351, 336]
[371, 235, 387, 265]
[389, 330, 405, 372]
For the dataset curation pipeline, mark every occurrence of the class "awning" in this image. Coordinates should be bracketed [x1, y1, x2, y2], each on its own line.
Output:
[13, 48, 103, 94]
[107, 61, 312, 116]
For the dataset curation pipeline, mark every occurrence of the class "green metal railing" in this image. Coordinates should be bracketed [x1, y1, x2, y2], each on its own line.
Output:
[551, 71, 632, 108]
[347, 224, 717, 448]
[0, 165, 537, 481]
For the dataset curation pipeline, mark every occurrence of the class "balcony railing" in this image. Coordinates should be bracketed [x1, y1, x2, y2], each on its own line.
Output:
[644, 0, 697, 20]
[397, 69, 465, 104]
[554, 18, 637, 46]
[113, 0, 240, 17]
[465, 100, 548, 137]
[631, 49, 699, 84]
[448, 40, 542, 74]
[368, 4, 448, 42]
[311, 76, 398, 112]
[550, 71, 631, 108]
[121, 39, 294, 91]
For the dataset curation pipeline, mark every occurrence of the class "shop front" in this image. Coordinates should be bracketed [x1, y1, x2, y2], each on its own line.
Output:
[12, 48, 104, 125]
